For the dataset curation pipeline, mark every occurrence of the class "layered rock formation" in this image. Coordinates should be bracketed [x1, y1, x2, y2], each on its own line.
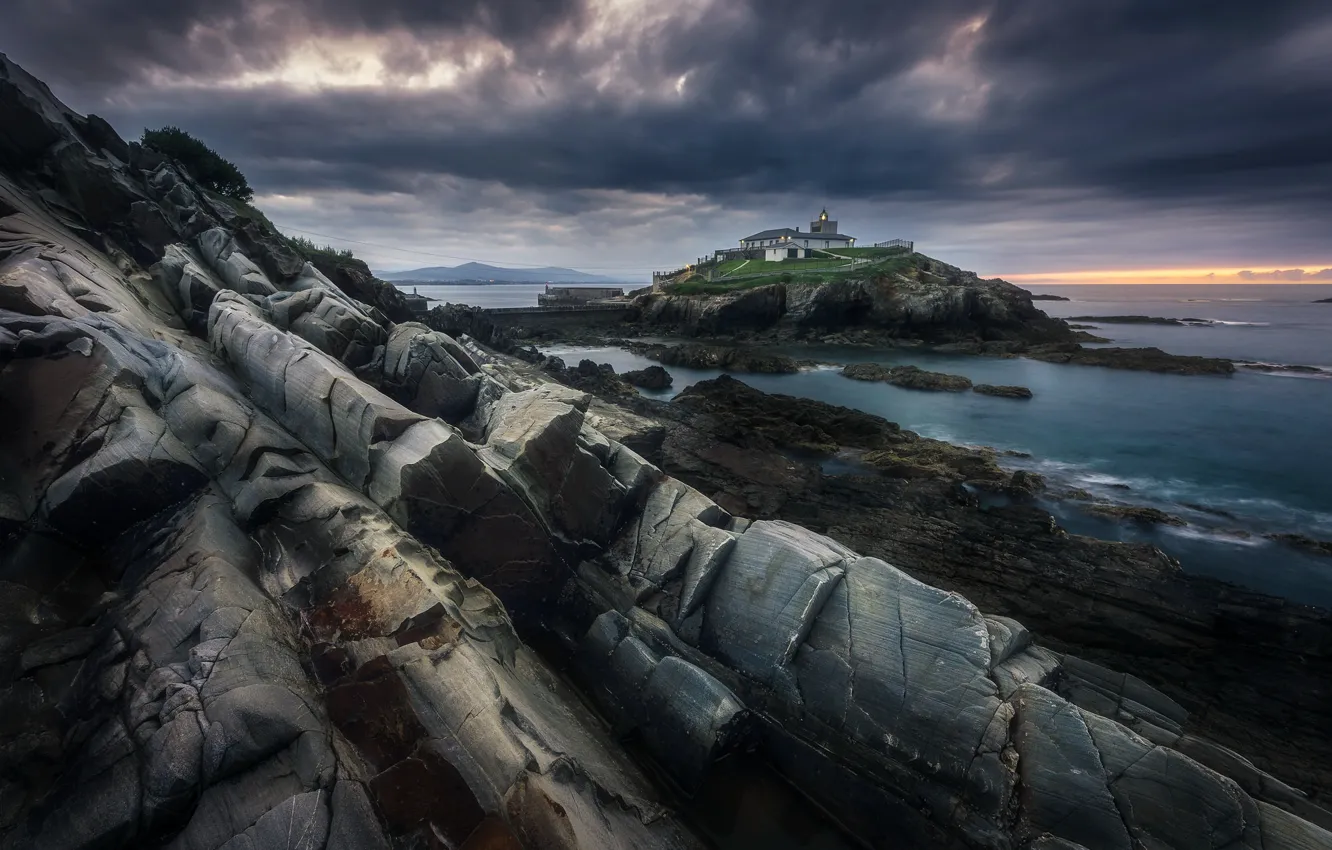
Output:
[638, 261, 1077, 345]
[2, 52, 1329, 850]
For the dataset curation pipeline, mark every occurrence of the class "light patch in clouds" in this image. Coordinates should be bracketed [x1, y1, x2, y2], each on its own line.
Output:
[901, 15, 993, 122]
[1004, 266, 1332, 286]
[181, 34, 517, 92]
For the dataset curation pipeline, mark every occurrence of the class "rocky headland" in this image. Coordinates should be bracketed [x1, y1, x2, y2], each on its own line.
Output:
[478, 258, 1240, 375]
[1029, 294, 1070, 301]
[1, 52, 1330, 850]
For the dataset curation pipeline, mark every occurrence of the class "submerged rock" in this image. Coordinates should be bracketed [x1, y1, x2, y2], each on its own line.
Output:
[1082, 503, 1189, 526]
[1266, 533, 1332, 557]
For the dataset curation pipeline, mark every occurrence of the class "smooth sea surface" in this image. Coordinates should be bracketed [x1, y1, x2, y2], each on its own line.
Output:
[405, 281, 1332, 607]
[400, 282, 631, 308]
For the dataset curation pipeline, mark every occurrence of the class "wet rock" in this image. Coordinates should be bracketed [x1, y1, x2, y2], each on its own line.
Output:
[1027, 344, 1235, 375]
[639, 342, 799, 374]
[841, 362, 973, 391]
[1082, 503, 1188, 526]
[974, 383, 1033, 399]
[1067, 315, 1192, 325]
[1006, 470, 1047, 499]
[622, 364, 673, 390]
[1265, 533, 1332, 557]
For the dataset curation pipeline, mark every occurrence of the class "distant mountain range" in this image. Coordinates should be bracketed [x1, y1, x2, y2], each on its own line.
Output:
[377, 262, 622, 284]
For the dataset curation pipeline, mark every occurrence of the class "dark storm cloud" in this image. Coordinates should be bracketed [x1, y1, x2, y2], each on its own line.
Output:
[3, 0, 1329, 270]
[2, 0, 584, 86]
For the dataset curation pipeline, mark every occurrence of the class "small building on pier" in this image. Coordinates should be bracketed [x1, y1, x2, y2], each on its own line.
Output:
[537, 285, 625, 306]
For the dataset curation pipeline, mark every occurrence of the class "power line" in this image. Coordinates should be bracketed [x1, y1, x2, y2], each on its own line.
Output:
[274, 224, 658, 272]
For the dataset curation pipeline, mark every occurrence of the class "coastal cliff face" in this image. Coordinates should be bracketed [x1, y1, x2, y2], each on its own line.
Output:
[637, 260, 1077, 344]
[2, 52, 1329, 850]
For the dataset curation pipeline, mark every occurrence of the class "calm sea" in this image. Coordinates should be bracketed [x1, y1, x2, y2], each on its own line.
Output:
[399, 282, 630, 309]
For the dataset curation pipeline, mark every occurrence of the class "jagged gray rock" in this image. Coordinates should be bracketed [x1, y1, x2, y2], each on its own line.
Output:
[2, 49, 1329, 850]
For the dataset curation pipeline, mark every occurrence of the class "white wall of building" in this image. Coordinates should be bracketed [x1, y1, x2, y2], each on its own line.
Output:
[764, 245, 808, 261]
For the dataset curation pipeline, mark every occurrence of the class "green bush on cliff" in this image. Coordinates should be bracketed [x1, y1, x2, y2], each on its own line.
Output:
[288, 235, 355, 265]
[141, 126, 254, 202]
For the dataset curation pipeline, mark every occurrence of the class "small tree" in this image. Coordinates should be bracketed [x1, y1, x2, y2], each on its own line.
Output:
[141, 126, 254, 203]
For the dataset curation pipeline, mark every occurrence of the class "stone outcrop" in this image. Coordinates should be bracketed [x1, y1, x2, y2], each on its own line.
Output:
[1027, 344, 1236, 375]
[1066, 315, 1202, 325]
[975, 383, 1034, 399]
[842, 361, 974, 391]
[584, 371, 1332, 821]
[1082, 503, 1189, 526]
[622, 364, 673, 390]
[2, 51, 1329, 850]
[635, 341, 800, 373]
[637, 258, 1077, 345]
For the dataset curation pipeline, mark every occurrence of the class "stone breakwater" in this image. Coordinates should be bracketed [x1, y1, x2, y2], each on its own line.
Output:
[1, 51, 1330, 850]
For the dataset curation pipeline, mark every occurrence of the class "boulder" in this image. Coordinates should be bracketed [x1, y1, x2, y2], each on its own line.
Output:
[622, 364, 673, 390]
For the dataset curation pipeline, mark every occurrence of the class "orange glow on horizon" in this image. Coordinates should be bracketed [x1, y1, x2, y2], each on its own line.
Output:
[993, 265, 1332, 285]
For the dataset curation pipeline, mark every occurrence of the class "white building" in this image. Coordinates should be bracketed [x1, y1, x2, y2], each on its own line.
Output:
[733, 209, 856, 261]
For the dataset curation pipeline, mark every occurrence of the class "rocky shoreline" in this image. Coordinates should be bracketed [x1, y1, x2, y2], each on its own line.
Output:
[522, 359, 1332, 810]
[1067, 315, 1208, 325]
[2, 52, 1330, 850]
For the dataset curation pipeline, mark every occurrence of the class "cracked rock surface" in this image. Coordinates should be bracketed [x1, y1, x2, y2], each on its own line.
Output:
[2, 51, 1329, 850]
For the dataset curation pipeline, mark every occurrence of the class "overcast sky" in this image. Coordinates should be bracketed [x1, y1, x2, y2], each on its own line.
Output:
[5, 0, 1330, 282]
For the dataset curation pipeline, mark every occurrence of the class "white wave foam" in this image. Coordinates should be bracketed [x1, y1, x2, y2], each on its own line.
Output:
[1002, 456, 1332, 537]
[1163, 525, 1266, 547]
[1236, 361, 1332, 379]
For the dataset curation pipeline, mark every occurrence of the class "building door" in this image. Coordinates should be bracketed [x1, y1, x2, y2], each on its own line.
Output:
[788, 248, 799, 259]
